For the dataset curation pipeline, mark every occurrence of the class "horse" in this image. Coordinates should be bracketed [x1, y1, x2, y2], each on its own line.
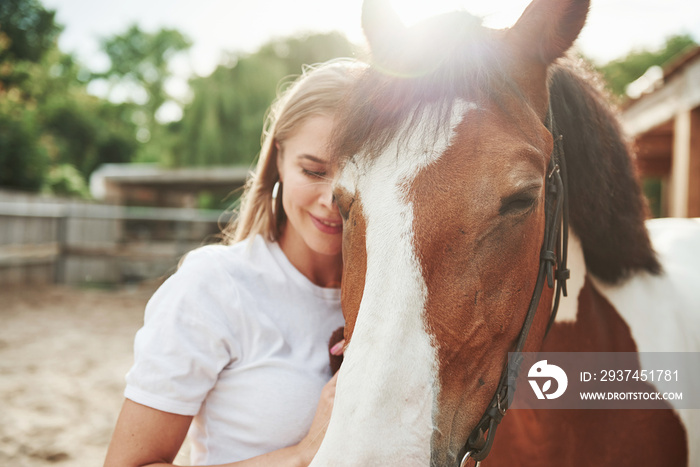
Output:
[310, 0, 700, 465]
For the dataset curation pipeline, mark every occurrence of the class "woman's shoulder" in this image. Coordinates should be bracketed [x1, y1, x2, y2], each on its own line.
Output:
[143, 238, 270, 324]
[162, 235, 286, 304]
[178, 235, 273, 278]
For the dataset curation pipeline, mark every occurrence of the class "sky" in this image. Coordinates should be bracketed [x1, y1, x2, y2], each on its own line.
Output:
[40, 0, 700, 120]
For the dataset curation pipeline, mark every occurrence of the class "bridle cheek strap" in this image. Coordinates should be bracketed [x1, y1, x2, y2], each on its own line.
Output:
[458, 114, 570, 467]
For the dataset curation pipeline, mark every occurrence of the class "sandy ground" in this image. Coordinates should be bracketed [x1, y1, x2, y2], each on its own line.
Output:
[0, 283, 191, 466]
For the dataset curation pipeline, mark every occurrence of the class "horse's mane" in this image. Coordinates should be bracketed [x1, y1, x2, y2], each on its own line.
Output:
[332, 10, 660, 284]
[548, 60, 661, 282]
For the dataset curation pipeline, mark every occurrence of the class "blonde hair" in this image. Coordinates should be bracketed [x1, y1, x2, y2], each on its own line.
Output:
[222, 58, 365, 244]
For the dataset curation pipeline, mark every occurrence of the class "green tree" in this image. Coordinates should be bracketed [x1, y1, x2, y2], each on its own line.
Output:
[43, 163, 90, 198]
[171, 32, 355, 167]
[42, 95, 137, 176]
[0, 0, 59, 190]
[0, 0, 61, 88]
[256, 31, 356, 73]
[0, 111, 48, 191]
[23, 41, 138, 182]
[597, 34, 697, 97]
[95, 25, 192, 162]
[0, 0, 140, 195]
[171, 54, 284, 166]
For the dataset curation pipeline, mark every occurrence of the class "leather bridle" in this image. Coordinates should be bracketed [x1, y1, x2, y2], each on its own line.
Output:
[457, 109, 571, 467]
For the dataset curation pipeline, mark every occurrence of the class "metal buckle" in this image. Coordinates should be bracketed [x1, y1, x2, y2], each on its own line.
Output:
[497, 393, 507, 417]
[460, 451, 481, 467]
[548, 163, 560, 180]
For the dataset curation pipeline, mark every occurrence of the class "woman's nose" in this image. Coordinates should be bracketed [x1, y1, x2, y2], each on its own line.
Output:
[320, 182, 337, 211]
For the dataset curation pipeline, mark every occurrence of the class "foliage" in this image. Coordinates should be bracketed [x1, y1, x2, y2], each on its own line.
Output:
[94, 25, 191, 162]
[597, 34, 698, 97]
[170, 54, 284, 166]
[42, 97, 137, 175]
[256, 31, 357, 72]
[0, 0, 56, 190]
[0, 111, 48, 190]
[42, 163, 90, 197]
[0, 0, 140, 195]
[0, 0, 61, 88]
[170, 32, 356, 167]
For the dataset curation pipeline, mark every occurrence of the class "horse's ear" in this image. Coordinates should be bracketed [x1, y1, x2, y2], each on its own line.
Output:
[507, 0, 590, 66]
[361, 0, 408, 69]
[362, 1, 482, 78]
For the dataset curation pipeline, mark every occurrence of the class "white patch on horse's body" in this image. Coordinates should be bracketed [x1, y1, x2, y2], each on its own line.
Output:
[311, 102, 474, 466]
[590, 217, 700, 466]
[553, 231, 586, 322]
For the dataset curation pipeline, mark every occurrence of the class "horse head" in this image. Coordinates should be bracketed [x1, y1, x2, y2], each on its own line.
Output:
[313, 0, 595, 465]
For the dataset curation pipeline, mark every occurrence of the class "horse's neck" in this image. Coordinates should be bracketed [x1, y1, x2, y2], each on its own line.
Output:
[522, 219, 700, 467]
[543, 279, 639, 353]
[546, 219, 700, 354]
[544, 231, 639, 353]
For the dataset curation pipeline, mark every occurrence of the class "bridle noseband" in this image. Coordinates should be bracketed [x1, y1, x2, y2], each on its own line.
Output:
[457, 109, 570, 467]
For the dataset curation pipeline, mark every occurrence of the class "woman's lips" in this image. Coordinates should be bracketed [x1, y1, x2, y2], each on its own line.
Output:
[310, 213, 343, 235]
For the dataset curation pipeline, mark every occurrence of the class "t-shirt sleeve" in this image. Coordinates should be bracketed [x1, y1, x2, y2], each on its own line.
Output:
[125, 247, 240, 416]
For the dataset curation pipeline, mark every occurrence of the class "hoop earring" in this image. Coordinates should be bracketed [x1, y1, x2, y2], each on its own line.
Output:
[271, 181, 281, 215]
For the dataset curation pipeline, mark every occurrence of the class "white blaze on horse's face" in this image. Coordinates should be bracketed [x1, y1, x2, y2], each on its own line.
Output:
[310, 101, 474, 466]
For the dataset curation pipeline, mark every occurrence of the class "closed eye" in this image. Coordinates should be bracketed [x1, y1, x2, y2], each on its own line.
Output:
[303, 168, 327, 179]
[499, 192, 539, 216]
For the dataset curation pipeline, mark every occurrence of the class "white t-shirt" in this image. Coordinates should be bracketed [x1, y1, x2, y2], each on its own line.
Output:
[124, 235, 343, 465]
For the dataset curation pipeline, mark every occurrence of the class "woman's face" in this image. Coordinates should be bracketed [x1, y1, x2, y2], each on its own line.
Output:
[277, 114, 343, 257]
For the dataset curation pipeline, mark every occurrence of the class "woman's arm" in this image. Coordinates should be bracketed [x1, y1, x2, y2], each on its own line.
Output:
[104, 399, 193, 467]
[104, 373, 339, 467]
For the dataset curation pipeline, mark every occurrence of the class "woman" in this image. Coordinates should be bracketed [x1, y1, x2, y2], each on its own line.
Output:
[105, 59, 363, 467]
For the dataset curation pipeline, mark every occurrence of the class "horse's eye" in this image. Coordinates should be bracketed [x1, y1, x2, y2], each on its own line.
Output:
[499, 193, 538, 216]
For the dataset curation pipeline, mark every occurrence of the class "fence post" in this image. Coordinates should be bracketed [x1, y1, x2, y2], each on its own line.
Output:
[55, 213, 68, 284]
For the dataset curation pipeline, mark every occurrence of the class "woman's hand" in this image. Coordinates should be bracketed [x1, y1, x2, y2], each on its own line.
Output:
[294, 372, 338, 466]
[329, 338, 345, 356]
[295, 340, 345, 466]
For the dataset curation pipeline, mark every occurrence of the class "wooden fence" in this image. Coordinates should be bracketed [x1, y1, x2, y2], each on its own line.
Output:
[0, 192, 232, 286]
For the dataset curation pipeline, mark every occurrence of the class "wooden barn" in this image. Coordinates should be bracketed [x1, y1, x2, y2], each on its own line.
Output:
[621, 46, 700, 218]
[89, 163, 249, 209]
